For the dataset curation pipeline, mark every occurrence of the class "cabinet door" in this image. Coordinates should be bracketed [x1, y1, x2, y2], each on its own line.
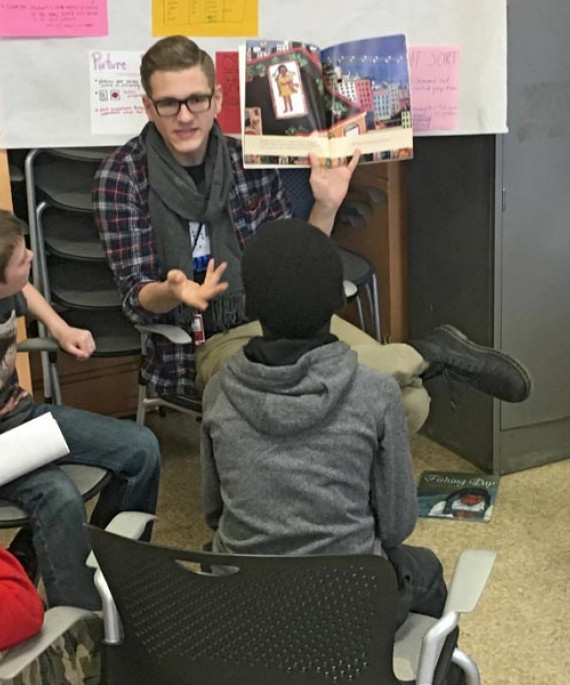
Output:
[499, 0, 570, 429]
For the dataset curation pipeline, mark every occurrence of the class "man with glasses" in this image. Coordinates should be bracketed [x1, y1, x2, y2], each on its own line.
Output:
[93, 36, 362, 406]
[93, 35, 531, 432]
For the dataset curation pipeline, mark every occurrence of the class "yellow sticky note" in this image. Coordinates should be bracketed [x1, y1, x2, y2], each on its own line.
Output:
[152, 0, 258, 37]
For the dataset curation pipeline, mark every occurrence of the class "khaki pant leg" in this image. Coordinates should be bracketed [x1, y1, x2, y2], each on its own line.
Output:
[330, 315, 430, 434]
[400, 386, 431, 435]
[196, 316, 431, 433]
[195, 321, 263, 394]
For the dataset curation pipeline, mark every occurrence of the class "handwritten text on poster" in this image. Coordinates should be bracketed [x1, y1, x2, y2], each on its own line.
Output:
[152, 0, 258, 37]
[0, 0, 108, 38]
[89, 50, 147, 136]
[216, 51, 241, 134]
[409, 46, 460, 132]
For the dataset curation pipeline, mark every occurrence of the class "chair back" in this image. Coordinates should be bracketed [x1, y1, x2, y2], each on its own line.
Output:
[88, 527, 401, 685]
[279, 168, 314, 220]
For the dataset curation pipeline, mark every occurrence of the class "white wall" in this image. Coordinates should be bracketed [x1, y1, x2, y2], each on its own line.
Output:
[0, 0, 506, 147]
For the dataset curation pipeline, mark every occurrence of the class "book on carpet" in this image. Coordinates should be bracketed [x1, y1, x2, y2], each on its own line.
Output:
[417, 470, 501, 523]
[239, 35, 414, 168]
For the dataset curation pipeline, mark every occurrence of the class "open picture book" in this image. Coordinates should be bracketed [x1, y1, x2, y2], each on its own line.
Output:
[239, 35, 414, 168]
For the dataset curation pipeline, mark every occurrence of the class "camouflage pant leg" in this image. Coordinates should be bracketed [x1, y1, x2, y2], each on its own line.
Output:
[8, 614, 102, 685]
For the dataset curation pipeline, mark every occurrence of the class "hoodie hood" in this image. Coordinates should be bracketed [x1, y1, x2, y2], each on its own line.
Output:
[221, 340, 358, 436]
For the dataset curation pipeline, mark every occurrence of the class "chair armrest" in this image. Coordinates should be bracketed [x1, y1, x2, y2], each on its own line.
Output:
[415, 549, 496, 683]
[86, 511, 157, 569]
[136, 323, 192, 345]
[0, 607, 94, 680]
[16, 337, 60, 353]
[343, 281, 358, 299]
[444, 549, 497, 614]
[86, 513, 157, 645]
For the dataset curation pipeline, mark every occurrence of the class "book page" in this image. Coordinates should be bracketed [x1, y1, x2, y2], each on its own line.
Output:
[321, 35, 413, 163]
[242, 40, 328, 167]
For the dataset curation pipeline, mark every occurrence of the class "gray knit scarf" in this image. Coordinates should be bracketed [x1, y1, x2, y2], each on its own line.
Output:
[146, 121, 246, 332]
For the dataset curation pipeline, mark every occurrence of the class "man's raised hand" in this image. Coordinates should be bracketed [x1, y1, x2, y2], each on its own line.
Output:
[166, 259, 228, 311]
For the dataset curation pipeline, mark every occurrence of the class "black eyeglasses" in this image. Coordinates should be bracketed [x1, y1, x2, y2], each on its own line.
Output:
[151, 93, 214, 117]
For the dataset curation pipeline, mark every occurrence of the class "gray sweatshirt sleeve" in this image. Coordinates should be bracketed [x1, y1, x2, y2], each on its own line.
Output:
[200, 376, 223, 532]
[370, 378, 418, 548]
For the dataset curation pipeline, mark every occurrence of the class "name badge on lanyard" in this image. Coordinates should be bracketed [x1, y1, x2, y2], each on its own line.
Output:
[189, 221, 211, 274]
[188, 222, 210, 345]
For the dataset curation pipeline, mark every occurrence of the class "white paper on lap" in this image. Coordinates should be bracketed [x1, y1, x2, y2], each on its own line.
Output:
[0, 414, 70, 486]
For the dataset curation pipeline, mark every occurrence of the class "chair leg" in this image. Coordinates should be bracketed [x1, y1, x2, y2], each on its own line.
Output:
[48, 353, 63, 405]
[370, 273, 382, 342]
[355, 294, 366, 333]
[136, 385, 147, 426]
[451, 648, 481, 685]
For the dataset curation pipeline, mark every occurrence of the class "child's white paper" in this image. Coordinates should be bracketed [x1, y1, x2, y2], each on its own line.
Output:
[0, 414, 70, 486]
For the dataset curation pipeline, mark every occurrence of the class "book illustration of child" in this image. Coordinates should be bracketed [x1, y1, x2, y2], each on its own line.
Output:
[274, 64, 298, 113]
[429, 487, 492, 521]
[244, 106, 262, 135]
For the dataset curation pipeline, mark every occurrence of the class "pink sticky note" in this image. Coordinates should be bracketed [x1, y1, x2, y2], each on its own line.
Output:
[409, 46, 460, 132]
[0, 0, 108, 38]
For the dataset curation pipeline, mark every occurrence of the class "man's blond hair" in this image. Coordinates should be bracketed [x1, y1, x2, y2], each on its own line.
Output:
[0, 209, 24, 283]
[140, 35, 216, 95]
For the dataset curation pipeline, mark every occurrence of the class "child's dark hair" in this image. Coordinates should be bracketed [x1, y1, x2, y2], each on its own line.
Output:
[0, 209, 24, 283]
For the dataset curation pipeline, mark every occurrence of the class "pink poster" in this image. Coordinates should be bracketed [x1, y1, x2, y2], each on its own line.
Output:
[0, 0, 108, 38]
[215, 51, 241, 135]
[409, 46, 460, 132]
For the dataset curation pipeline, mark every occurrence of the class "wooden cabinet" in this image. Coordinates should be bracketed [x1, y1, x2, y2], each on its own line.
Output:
[334, 161, 408, 342]
[29, 352, 140, 418]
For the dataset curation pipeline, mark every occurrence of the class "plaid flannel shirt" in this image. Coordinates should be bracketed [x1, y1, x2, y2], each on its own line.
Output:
[92, 127, 292, 399]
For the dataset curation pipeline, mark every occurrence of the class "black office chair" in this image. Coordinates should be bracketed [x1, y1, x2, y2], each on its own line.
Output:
[24, 147, 141, 404]
[88, 526, 496, 685]
[279, 167, 383, 341]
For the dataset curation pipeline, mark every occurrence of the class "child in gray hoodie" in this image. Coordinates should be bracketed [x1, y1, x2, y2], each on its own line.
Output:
[200, 218, 446, 627]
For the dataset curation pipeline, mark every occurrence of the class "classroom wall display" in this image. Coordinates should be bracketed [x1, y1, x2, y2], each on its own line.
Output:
[0, 0, 506, 148]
